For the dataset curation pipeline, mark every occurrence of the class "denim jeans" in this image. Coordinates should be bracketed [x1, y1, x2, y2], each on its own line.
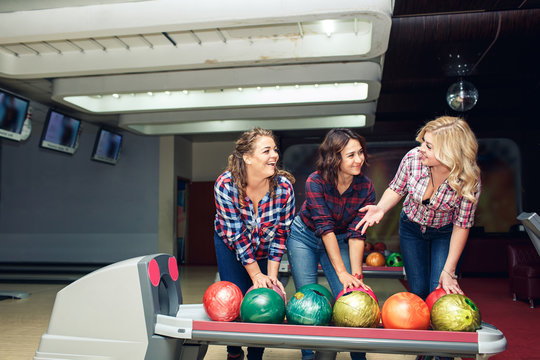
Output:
[286, 215, 366, 360]
[399, 211, 454, 300]
[214, 233, 266, 360]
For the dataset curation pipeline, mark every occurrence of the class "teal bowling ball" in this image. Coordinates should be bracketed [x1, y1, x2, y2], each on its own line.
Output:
[240, 287, 285, 324]
[297, 283, 335, 306]
[431, 294, 481, 332]
[286, 289, 332, 326]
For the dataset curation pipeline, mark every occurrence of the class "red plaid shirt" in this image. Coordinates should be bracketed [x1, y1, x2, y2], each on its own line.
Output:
[214, 171, 295, 265]
[389, 147, 480, 229]
[300, 171, 376, 239]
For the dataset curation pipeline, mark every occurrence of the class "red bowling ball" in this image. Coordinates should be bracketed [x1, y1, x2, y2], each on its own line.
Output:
[373, 241, 387, 252]
[203, 281, 243, 321]
[381, 292, 430, 330]
[425, 288, 448, 312]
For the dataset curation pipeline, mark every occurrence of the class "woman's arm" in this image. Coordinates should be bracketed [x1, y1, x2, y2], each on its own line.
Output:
[356, 187, 403, 234]
[322, 232, 363, 291]
[438, 225, 469, 294]
[348, 238, 372, 291]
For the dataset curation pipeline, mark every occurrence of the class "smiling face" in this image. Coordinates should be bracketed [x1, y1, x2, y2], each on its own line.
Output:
[339, 139, 365, 177]
[243, 135, 279, 179]
[419, 131, 441, 167]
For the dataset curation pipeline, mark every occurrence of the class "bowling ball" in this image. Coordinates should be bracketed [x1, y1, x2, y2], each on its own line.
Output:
[332, 291, 380, 328]
[365, 242, 374, 252]
[286, 289, 332, 325]
[431, 294, 481, 332]
[386, 252, 403, 267]
[336, 286, 378, 304]
[203, 281, 243, 321]
[425, 288, 448, 312]
[373, 241, 387, 252]
[298, 283, 334, 306]
[381, 292, 430, 330]
[240, 287, 285, 324]
[366, 252, 386, 266]
[246, 284, 287, 303]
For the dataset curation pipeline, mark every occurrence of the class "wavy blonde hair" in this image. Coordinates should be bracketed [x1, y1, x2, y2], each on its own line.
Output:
[416, 116, 480, 203]
[227, 128, 294, 207]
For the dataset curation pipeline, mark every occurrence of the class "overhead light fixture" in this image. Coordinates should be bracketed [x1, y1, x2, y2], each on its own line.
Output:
[62, 82, 369, 113]
[446, 79, 478, 112]
[321, 20, 336, 37]
[123, 115, 371, 136]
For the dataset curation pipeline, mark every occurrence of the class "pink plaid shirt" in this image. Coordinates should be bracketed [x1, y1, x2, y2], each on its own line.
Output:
[389, 147, 480, 229]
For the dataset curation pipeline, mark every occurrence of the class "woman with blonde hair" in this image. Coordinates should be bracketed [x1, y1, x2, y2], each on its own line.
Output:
[214, 127, 295, 360]
[357, 116, 481, 298]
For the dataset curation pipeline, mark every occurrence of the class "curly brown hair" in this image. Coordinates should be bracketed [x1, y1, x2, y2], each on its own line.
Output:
[227, 128, 294, 207]
[316, 128, 368, 187]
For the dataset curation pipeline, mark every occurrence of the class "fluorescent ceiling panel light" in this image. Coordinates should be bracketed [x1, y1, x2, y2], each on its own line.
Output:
[124, 115, 370, 136]
[62, 82, 369, 113]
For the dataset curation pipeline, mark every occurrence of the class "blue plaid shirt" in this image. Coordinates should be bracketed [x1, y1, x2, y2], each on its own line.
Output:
[214, 171, 296, 265]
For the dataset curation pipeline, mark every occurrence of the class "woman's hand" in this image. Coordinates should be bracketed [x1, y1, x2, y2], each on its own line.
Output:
[267, 275, 286, 296]
[250, 272, 274, 289]
[438, 270, 464, 295]
[355, 205, 385, 234]
[337, 271, 363, 292]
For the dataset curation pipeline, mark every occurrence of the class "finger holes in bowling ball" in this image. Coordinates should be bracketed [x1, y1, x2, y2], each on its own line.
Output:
[465, 298, 478, 311]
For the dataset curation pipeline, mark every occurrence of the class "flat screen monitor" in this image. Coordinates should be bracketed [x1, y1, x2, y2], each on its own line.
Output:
[517, 212, 540, 256]
[91, 127, 123, 165]
[40, 109, 81, 154]
[0, 89, 30, 141]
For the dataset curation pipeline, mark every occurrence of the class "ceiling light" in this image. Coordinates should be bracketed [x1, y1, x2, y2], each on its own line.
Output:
[446, 79, 478, 112]
[321, 20, 335, 37]
[124, 115, 370, 135]
[62, 82, 369, 113]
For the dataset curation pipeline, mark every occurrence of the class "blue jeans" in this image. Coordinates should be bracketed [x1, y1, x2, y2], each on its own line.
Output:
[215, 233, 266, 360]
[287, 215, 366, 360]
[399, 211, 454, 300]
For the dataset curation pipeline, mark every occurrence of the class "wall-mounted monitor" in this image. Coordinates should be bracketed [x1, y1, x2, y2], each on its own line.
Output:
[0, 89, 30, 141]
[40, 109, 81, 154]
[91, 127, 123, 165]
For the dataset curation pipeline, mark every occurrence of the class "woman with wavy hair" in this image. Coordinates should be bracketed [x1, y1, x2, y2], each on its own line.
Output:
[214, 128, 295, 360]
[357, 116, 481, 299]
[287, 128, 375, 360]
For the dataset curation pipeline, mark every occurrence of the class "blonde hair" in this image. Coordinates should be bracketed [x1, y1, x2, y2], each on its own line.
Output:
[416, 116, 480, 203]
[227, 128, 294, 207]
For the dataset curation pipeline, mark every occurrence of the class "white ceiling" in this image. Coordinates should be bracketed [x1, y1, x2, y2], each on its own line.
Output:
[0, 0, 394, 136]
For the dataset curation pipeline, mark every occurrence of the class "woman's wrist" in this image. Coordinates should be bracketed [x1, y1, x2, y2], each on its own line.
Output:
[442, 268, 458, 280]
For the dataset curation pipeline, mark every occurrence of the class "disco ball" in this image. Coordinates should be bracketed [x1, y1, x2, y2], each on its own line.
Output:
[446, 80, 478, 112]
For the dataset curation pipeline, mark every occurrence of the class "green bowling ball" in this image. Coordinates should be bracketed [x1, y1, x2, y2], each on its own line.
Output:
[298, 283, 335, 306]
[286, 289, 332, 326]
[332, 291, 380, 328]
[240, 287, 285, 324]
[386, 252, 403, 267]
[431, 294, 481, 332]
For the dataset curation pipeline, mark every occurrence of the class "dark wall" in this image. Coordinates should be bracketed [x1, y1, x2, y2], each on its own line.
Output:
[0, 104, 161, 264]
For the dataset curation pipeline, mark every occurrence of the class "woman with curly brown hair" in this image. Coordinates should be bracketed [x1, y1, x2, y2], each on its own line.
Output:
[287, 128, 375, 360]
[214, 127, 295, 360]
